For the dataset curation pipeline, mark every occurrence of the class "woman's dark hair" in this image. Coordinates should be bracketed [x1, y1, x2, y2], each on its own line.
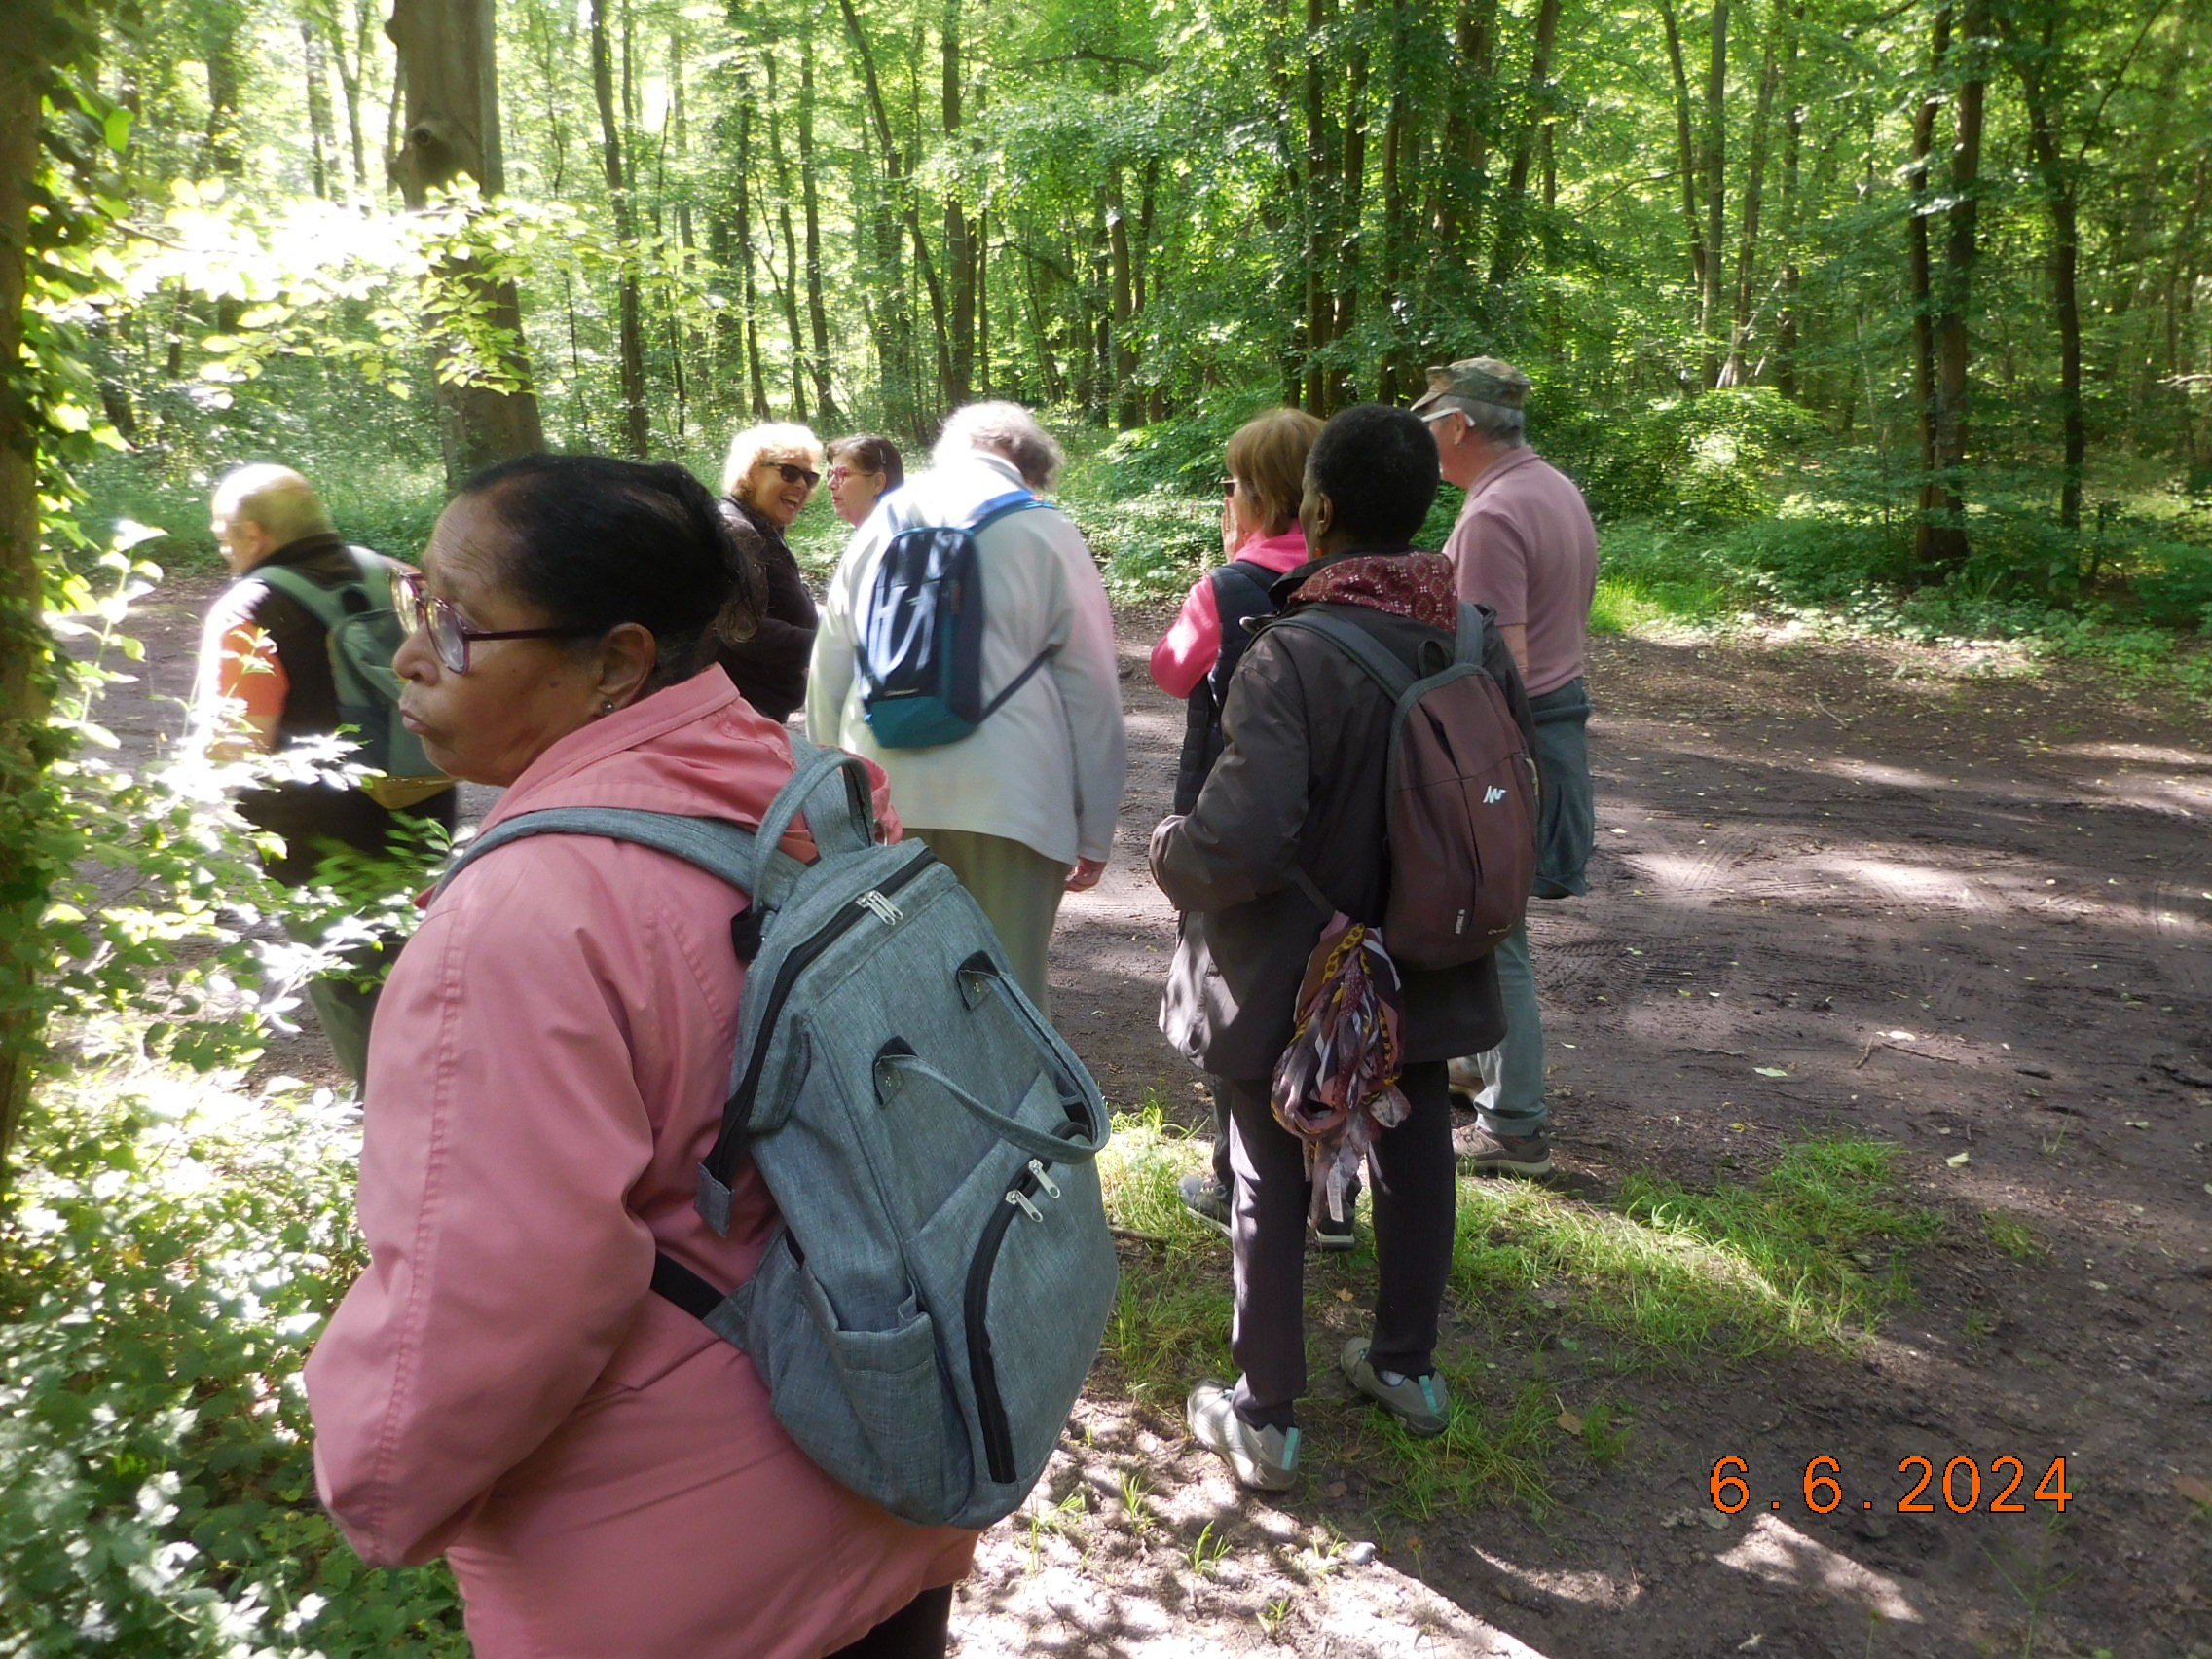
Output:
[459, 453, 756, 692]
[1306, 405, 1440, 547]
[827, 433, 904, 491]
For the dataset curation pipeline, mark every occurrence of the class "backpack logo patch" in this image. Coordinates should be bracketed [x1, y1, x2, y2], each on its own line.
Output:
[1483, 785, 1508, 804]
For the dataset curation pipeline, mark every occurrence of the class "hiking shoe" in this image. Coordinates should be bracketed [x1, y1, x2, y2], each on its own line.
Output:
[1309, 1205, 1356, 1252]
[1455, 1123, 1554, 1178]
[1340, 1339, 1451, 1438]
[1178, 1172, 1232, 1237]
[1187, 1381, 1300, 1491]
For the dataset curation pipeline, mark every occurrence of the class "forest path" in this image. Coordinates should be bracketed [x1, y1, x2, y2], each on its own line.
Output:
[116, 573, 2211, 1656]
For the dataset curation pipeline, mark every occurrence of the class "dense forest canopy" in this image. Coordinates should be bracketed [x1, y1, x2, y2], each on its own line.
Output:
[42, 0, 2212, 561]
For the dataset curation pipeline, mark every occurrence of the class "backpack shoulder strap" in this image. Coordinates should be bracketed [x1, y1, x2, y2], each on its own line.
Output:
[1269, 607, 1419, 701]
[431, 807, 803, 902]
[1211, 560, 1277, 618]
[966, 488, 1048, 535]
[249, 559, 357, 631]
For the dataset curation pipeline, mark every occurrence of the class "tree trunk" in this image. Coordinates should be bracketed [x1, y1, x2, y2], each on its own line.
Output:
[1906, 7, 1948, 529]
[1719, 8, 1779, 387]
[732, 85, 771, 422]
[1698, 0, 1730, 387]
[762, 44, 809, 420]
[840, 0, 953, 419]
[1435, 0, 1497, 257]
[1378, 0, 1413, 402]
[1108, 166, 1139, 427]
[302, 20, 336, 200]
[387, 0, 546, 480]
[1487, 0, 1563, 284]
[942, 0, 975, 408]
[797, 12, 840, 425]
[1656, 0, 1704, 298]
[0, 16, 56, 1200]
[1773, 0, 1805, 400]
[334, 0, 371, 190]
[589, 0, 648, 457]
[1333, 0, 1371, 405]
[2001, 10, 2083, 529]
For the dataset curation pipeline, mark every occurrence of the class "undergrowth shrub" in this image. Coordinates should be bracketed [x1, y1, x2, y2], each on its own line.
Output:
[0, 1066, 465, 1657]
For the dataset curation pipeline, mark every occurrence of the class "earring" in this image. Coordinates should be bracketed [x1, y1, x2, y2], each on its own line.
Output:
[600, 698, 616, 715]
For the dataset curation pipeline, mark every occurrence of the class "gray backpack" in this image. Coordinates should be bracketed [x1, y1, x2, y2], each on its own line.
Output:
[436, 738, 1118, 1528]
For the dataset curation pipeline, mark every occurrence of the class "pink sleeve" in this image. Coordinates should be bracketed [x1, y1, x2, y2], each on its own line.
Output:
[1448, 506, 1530, 627]
[305, 852, 669, 1567]
[1150, 574, 1223, 699]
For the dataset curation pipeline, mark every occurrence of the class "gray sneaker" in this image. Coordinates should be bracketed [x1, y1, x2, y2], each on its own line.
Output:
[1454, 1123, 1554, 1178]
[1187, 1381, 1300, 1491]
[1178, 1172, 1232, 1236]
[1340, 1339, 1451, 1437]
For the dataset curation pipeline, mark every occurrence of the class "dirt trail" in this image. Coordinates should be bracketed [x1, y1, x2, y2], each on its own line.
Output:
[114, 574, 2211, 1657]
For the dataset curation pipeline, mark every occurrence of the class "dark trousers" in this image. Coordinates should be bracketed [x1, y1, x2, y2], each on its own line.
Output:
[1222, 1061, 1455, 1429]
[827, 1585, 953, 1658]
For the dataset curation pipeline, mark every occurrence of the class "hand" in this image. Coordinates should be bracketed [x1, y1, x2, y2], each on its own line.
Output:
[1065, 856, 1107, 892]
[1220, 494, 1239, 559]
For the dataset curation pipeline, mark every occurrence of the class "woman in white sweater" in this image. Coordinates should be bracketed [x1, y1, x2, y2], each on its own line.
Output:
[805, 403, 1126, 1014]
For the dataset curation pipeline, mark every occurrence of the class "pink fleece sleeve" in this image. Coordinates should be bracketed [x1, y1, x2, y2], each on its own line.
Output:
[305, 849, 673, 1567]
[1150, 573, 1223, 699]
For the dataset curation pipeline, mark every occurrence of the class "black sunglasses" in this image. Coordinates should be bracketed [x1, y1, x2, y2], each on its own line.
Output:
[392, 570, 602, 675]
[759, 460, 821, 489]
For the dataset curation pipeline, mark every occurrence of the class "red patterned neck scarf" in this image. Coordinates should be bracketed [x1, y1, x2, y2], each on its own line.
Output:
[1289, 552, 1457, 629]
[1271, 916, 1411, 1228]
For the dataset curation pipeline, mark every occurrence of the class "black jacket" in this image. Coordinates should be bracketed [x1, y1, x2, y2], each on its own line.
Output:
[714, 498, 820, 723]
[1150, 550, 1534, 1080]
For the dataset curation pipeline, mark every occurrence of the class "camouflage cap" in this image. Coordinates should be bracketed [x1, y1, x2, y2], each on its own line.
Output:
[1407, 356, 1532, 416]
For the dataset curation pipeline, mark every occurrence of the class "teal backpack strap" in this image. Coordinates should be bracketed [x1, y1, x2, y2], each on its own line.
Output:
[432, 808, 801, 903]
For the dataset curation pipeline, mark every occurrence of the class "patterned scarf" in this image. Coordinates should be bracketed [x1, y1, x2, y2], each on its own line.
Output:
[1289, 551, 1458, 629]
[1270, 915, 1411, 1228]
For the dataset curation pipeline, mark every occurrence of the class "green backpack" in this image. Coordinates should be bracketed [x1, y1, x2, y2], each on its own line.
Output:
[252, 549, 449, 809]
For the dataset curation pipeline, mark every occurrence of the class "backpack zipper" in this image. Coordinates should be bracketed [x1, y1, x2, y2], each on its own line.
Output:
[965, 1158, 1054, 1485]
[706, 851, 935, 1182]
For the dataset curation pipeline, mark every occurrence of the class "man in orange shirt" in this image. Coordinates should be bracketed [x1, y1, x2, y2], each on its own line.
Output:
[191, 464, 458, 1089]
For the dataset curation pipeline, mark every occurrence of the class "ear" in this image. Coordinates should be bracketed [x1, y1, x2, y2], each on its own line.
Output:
[594, 621, 660, 709]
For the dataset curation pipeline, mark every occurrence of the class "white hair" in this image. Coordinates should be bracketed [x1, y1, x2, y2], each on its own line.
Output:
[933, 401, 1065, 491]
[1437, 397, 1527, 447]
[211, 463, 335, 544]
[719, 422, 827, 497]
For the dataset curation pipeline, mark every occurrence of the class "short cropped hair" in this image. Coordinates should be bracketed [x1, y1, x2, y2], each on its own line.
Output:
[934, 401, 1065, 491]
[719, 422, 826, 498]
[211, 464, 335, 546]
[828, 433, 905, 492]
[1307, 405, 1441, 547]
[461, 453, 750, 694]
[1225, 409, 1322, 538]
[1434, 396, 1527, 447]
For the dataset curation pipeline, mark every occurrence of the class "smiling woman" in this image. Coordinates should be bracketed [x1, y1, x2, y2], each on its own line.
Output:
[714, 421, 826, 723]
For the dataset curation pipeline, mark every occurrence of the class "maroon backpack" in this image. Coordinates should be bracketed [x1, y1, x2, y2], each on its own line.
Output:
[1274, 603, 1537, 970]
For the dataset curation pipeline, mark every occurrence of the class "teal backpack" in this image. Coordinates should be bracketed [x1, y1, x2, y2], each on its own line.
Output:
[253, 549, 448, 807]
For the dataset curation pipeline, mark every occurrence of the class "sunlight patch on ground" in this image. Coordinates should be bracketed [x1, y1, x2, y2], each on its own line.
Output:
[1471, 1547, 1642, 1611]
[1714, 1514, 1920, 1623]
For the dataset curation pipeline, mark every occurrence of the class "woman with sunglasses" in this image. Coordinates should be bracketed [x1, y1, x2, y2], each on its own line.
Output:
[309, 454, 977, 1659]
[1145, 407, 1326, 1242]
[825, 434, 904, 527]
[713, 422, 826, 723]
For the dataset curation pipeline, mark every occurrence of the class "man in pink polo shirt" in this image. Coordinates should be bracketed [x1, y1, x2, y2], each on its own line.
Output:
[1412, 357, 1599, 1178]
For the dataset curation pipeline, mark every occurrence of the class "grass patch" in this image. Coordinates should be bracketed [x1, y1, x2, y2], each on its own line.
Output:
[1097, 1105, 1944, 1517]
[1981, 1208, 2047, 1262]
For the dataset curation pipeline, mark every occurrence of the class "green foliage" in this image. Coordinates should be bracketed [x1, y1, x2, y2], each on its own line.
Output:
[0, 1064, 465, 1657]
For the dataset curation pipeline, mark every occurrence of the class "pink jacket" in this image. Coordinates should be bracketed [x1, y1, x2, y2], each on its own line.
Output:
[1148, 529, 1310, 697]
[305, 668, 977, 1659]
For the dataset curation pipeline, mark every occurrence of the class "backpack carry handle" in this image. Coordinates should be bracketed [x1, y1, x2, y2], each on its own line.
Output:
[747, 736, 879, 909]
[872, 1051, 1107, 1161]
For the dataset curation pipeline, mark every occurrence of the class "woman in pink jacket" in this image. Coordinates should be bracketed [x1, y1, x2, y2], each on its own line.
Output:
[304, 454, 976, 1658]
[1146, 409, 1326, 1241]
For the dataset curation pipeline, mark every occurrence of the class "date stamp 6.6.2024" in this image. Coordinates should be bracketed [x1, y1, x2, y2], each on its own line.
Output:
[1710, 1456, 2074, 1517]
